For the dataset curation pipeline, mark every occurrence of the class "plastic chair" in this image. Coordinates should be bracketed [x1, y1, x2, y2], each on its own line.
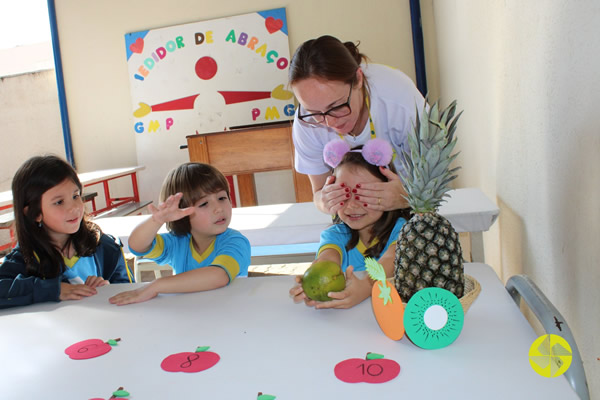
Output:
[505, 275, 589, 400]
[134, 257, 173, 283]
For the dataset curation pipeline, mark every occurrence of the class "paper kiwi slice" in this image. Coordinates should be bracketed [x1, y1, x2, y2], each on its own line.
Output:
[403, 287, 464, 349]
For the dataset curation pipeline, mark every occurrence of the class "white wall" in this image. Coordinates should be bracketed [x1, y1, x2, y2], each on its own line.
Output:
[431, 1, 599, 396]
[53, 0, 417, 205]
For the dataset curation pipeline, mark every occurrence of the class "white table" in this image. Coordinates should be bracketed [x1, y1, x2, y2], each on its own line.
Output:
[77, 166, 146, 216]
[0, 190, 12, 211]
[0, 264, 577, 399]
[95, 202, 330, 265]
[0, 166, 145, 215]
[439, 187, 500, 262]
[0, 167, 147, 252]
[95, 188, 499, 264]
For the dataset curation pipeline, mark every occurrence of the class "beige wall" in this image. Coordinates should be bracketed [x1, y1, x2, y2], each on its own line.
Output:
[430, 0, 599, 396]
[53, 0, 417, 205]
[0, 69, 65, 191]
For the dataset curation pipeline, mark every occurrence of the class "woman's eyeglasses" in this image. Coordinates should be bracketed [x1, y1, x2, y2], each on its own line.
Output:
[297, 82, 353, 125]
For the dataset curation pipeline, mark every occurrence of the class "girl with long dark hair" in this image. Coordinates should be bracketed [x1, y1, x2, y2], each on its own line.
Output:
[0, 155, 130, 308]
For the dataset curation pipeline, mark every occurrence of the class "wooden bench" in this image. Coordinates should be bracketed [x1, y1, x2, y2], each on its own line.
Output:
[93, 200, 152, 219]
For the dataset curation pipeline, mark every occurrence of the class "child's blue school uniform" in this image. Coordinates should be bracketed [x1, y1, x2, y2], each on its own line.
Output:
[318, 218, 406, 272]
[131, 228, 250, 281]
[0, 234, 130, 309]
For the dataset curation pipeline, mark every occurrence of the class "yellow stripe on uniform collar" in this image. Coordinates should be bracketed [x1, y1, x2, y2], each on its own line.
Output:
[356, 237, 380, 256]
[63, 254, 80, 268]
[190, 238, 216, 263]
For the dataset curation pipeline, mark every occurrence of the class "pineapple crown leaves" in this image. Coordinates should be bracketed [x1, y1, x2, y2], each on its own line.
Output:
[365, 257, 386, 282]
[399, 100, 463, 213]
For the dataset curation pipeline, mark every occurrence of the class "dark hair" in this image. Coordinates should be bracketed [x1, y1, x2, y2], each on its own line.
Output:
[334, 149, 411, 259]
[289, 35, 369, 86]
[160, 163, 230, 236]
[12, 155, 101, 278]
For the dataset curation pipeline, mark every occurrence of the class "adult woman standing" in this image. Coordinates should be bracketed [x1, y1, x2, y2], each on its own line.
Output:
[289, 35, 426, 215]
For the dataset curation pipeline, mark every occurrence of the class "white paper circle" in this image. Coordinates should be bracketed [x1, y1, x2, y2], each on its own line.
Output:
[423, 305, 448, 331]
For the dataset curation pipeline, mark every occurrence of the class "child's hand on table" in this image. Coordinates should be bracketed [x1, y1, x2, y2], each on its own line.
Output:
[84, 275, 110, 288]
[109, 286, 158, 306]
[59, 282, 97, 301]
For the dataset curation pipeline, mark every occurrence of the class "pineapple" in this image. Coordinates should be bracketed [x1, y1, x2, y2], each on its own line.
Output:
[394, 100, 464, 302]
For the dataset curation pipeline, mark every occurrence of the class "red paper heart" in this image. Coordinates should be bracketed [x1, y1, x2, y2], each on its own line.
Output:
[265, 17, 283, 34]
[130, 37, 144, 54]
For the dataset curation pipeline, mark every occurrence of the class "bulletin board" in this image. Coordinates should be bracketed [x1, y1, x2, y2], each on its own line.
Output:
[124, 8, 294, 137]
[123, 8, 294, 204]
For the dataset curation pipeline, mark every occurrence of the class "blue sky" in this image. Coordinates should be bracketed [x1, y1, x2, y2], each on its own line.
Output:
[0, 0, 51, 50]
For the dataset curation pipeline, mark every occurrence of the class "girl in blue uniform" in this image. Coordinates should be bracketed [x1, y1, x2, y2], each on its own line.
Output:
[109, 162, 251, 305]
[0, 156, 131, 309]
[289, 139, 410, 309]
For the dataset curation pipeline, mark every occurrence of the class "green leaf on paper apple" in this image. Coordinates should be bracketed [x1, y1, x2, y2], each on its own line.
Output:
[366, 352, 384, 360]
[257, 392, 276, 400]
[196, 346, 210, 352]
[88, 386, 130, 399]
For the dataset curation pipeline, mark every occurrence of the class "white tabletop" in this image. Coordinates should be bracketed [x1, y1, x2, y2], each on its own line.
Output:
[438, 187, 499, 232]
[94, 188, 499, 253]
[0, 264, 576, 399]
[77, 166, 145, 186]
[0, 166, 146, 209]
[0, 189, 12, 208]
[94, 202, 332, 252]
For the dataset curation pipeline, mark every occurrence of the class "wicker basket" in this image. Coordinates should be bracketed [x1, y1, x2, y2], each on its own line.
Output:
[390, 274, 481, 314]
[458, 274, 481, 314]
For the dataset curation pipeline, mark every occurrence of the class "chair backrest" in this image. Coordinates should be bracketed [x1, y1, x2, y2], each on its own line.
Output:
[506, 274, 589, 400]
[134, 256, 173, 283]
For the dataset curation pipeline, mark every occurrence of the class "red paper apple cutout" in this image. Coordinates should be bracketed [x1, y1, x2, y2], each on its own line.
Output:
[161, 346, 220, 373]
[65, 338, 120, 360]
[334, 353, 400, 383]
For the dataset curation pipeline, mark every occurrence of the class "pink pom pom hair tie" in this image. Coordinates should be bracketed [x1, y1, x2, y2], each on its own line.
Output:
[323, 139, 351, 168]
[323, 138, 394, 168]
[362, 138, 394, 166]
